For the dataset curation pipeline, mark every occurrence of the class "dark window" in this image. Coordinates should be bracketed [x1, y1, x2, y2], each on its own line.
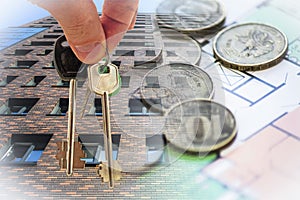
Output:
[52, 29, 64, 33]
[5, 49, 33, 56]
[121, 76, 130, 88]
[41, 34, 61, 39]
[146, 134, 168, 164]
[128, 98, 162, 116]
[52, 80, 84, 87]
[22, 76, 46, 87]
[8, 60, 38, 69]
[111, 61, 121, 68]
[146, 50, 156, 56]
[0, 98, 39, 116]
[145, 76, 160, 88]
[123, 35, 146, 39]
[48, 98, 68, 116]
[0, 134, 52, 165]
[79, 134, 121, 166]
[24, 41, 54, 46]
[127, 30, 146, 34]
[134, 61, 157, 69]
[114, 50, 135, 56]
[36, 49, 53, 56]
[164, 42, 190, 47]
[86, 98, 102, 116]
[0, 76, 18, 87]
[42, 61, 55, 69]
[119, 42, 153, 47]
[53, 80, 69, 87]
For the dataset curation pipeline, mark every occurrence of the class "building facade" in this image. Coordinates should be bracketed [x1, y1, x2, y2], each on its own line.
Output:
[0, 14, 240, 199]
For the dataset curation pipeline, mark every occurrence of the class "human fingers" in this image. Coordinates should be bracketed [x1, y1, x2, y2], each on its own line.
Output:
[129, 10, 138, 30]
[100, 0, 139, 52]
[29, 0, 106, 64]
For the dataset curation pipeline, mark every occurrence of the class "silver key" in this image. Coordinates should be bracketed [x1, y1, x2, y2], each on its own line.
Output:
[88, 62, 120, 188]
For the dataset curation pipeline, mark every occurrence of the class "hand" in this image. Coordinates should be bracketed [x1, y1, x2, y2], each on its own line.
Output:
[29, 0, 139, 64]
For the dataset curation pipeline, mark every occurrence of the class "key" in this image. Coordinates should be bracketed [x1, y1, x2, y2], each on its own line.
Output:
[54, 35, 87, 176]
[88, 61, 120, 188]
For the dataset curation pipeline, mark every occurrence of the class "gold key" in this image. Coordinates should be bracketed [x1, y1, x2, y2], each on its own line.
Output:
[88, 61, 120, 188]
[54, 35, 87, 176]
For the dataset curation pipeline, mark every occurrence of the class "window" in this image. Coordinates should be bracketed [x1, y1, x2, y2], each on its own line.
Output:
[127, 30, 146, 34]
[36, 49, 53, 56]
[41, 34, 61, 39]
[24, 41, 54, 46]
[146, 134, 168, 164]
[145, 76, 160, 88]
[128, 98, 162, 116]
[5, 49, 32, 56]
[0, 134, 52, 165]
[53, 80, 69, 87]
[123, 35, 146, 39]
[52, 29, 64, 33]
[87, 98, 102, 116]
[48, 98, 68, 116]
[119, 42, 152, 47]
[0, 76, 18, 87]
[121, 76, 130, 88]
[145, 50, 156, 56]
[22, 76, 46, 87]
[52, 80, 84, 87]
[114, 50, 135, 56]
[133, 61, 157, 69]
[79, 134, 121, 166]
[0, 98, 39, 116]
[42, 61, 55, 69]
[8, 60, 38, 69]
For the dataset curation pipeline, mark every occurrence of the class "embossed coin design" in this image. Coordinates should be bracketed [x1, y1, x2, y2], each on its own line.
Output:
[156, 0, 226, 32]
[141, 63, 214, 113]
[213, 22, 288, 71]
[164, 99, 237, 153]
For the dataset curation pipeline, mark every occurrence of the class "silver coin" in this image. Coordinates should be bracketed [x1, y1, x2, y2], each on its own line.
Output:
[141, 63, 214, 113]
[156, 0, 226, 32]
[213, 22, 288, 71]
[164, 99, 237, 153]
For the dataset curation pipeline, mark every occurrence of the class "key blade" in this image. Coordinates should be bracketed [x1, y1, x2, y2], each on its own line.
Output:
[102, 91, 114, 188]
[80, 88, 92, 119]
[66, 79, 76, 176]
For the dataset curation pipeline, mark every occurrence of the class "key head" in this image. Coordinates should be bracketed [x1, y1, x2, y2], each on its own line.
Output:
[88, 62, 120, 95]
[54, 35, 87, 81]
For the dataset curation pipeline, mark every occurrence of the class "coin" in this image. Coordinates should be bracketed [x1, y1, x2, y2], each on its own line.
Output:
[213, 22, 288, 71]
[140, 63, 214, 113]
[164, 99, 237, 153]
[156, 0, 226, 32]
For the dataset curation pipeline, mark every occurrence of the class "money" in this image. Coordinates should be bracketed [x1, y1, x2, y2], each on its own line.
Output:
[213, 22, 288, 71]
[156, 0, 226, 33]
[140, 63, 214, 113]
[164, 99, 237, 153]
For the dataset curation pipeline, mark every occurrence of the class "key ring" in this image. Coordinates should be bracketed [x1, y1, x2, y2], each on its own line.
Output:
[98, 43, 111, 73]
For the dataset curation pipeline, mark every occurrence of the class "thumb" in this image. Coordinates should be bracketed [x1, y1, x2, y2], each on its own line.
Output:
[29, 0, 106, 64]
